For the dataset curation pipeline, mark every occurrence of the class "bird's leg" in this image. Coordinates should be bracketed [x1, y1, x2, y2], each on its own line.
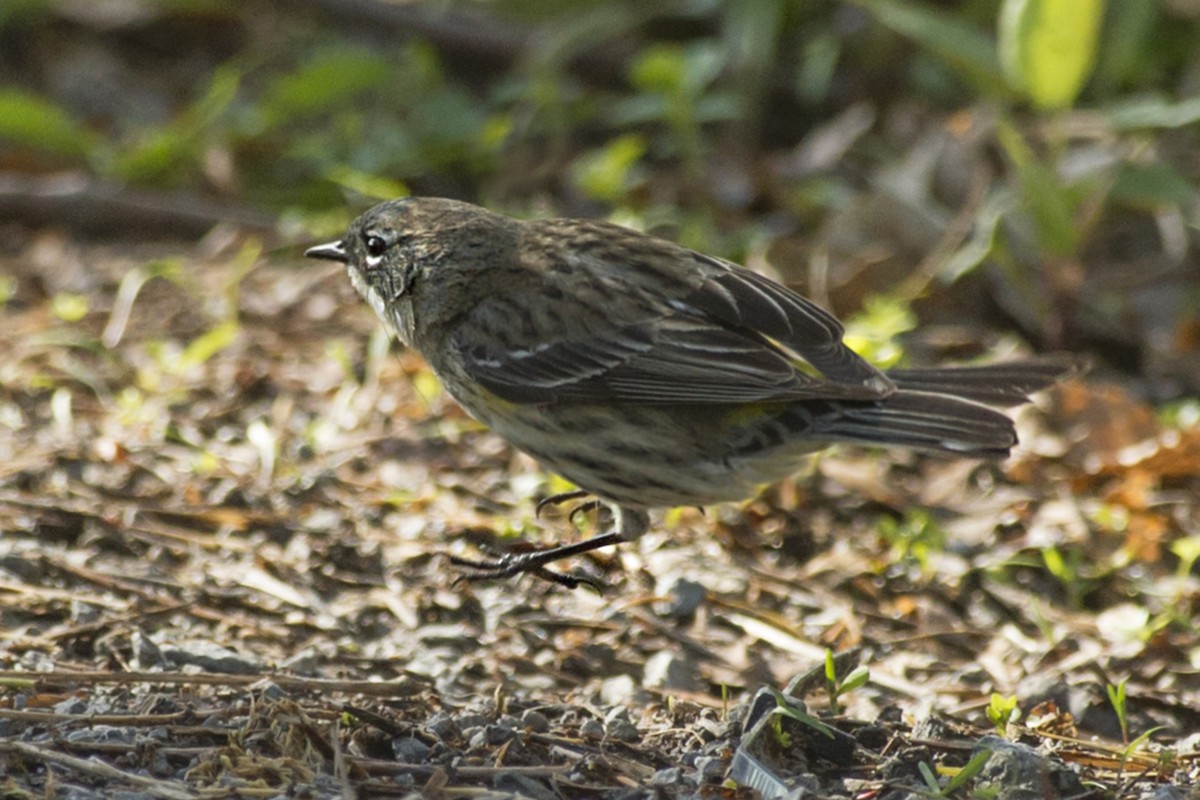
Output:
[450, 506, 650, 589]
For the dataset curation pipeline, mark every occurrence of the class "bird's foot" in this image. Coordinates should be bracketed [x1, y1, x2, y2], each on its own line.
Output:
[449, 531, 626, 591]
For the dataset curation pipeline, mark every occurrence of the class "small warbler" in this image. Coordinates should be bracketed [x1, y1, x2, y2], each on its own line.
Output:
[308, 197, 1076, 588]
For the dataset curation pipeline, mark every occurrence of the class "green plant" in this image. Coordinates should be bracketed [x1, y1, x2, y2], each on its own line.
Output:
[824, 649, 870, 716]
[765, 686, 837, 743]
[877, 509, 946, 574]
[985, 693, 1021, 735]
[917, 748, 993, 797]
[999, 0, 1105, 111]
[1040, 545, 1094, 610]
[1106, 678, 1129, 744]
[615, 41, 740, 176]
[1118, 726, 1164, 774]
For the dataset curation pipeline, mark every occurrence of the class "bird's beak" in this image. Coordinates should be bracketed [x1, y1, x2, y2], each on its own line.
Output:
[305, 240, 348, 263]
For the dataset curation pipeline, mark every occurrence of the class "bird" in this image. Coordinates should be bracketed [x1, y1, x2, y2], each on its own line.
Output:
[307, 196, 1078, 588]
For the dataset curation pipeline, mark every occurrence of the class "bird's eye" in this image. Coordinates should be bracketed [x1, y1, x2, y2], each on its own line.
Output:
[364, 235, 388, 258]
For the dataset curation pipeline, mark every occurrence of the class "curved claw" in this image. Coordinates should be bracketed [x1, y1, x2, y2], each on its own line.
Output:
[567, 500, 601, 525]
[535, 489, 591, 519]
[447, 530, 627, 591]
[449, 552, 605, 591]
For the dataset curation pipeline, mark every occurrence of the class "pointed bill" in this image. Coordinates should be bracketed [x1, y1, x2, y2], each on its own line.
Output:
[305, 240, 348, 263]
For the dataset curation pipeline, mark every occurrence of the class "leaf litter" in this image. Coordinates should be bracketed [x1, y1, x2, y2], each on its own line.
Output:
[1, 234, 1199, 798]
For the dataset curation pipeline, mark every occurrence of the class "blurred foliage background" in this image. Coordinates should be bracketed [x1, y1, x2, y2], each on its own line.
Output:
[1, 0, 1198, 394]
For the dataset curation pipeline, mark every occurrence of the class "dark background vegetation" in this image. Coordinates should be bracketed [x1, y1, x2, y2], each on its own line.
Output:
[1, 1, 1199, 798]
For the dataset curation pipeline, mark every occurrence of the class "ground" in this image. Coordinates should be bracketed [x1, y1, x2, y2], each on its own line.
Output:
[1, 227, 1199, 799]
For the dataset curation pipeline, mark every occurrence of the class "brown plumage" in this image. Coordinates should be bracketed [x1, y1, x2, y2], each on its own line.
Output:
[308, 197, 1080, 588]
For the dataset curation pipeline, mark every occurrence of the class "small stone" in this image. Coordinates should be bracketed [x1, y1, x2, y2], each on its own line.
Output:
[158, 639, 262, 675]
[521, 709, 550, 733]
[604, 706, 632, 724]
[651, 767, 683, 786]
[54, 697, 90, 715]
[392, 736, 430, 762]
[280, 648, 320, 675]
[65, 725, 133, 744]
[694, 717, 726, 742]
[255, 681, 286, 701]
[661, 578, 706, 619]
[1141, 787, 1191, 800]
[425, 712, 459, 741]
[484, 724, 516, 745]
[643, 651, 699, 692]
[606, 718, 640, 742]
[693, 755, 726, 783]
[464, 727, 487, 749]
[455, 713, 489, 730]
[973, 736, 1086, 800]
[494, 772, 558, 800]
[599, 673, 644, 706]
[579, 718, 605, 741]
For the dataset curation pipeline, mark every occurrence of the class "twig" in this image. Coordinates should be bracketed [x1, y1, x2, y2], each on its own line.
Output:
[0, 670, 430, 697]
[0, 172, 274, 238]
[1, 740, 200, 800]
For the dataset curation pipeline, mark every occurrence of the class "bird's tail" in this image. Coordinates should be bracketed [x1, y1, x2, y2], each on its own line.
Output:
[884, 355, 1082, 407]
[790, 356, 1082, 458]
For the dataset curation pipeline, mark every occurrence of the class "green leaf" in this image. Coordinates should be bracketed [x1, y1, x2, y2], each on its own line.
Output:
[1105, 95, 1200, 130]
[1091, 0, 1156, 95]
[571, 134, 646, 202]
[765, 686, 837, 739]
[996, 121, 1081, 257]
[1110, 162, 1197, 210]
[999, 0, 1105, 109]
[52, 293, 89, 322]
[986, 693, 1020, 731]
[939, 192, 1008, 283]
[843, 295, 916, 368]
[260, 48, 392, 129]
[0, 0, 50, 28]
[0, 89, 93, 158]
[324, 166, 409, 202]
[113, 127, 193, 182]
[918, 761, 941, 793]
[111, 67, 240, 183]
[178, 320, 240, 372]
[840, 666, 870, 693]
[943, 748, 993, 793]
[629, 44, 688, 93]
[852, 0, 1009, 96]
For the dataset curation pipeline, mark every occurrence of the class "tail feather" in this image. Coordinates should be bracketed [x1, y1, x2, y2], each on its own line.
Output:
[769, 355, 1081, 459]
[802, 391, 1018, 457]
[884, 355, 1083, 407]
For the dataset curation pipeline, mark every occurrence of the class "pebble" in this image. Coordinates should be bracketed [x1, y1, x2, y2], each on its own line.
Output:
[579, 718, 605, 740]
[651, 767, 683, 786]
[392, 736, 430, 762]
[425, 712, 459, 741]
[520, 709, 550, 733]
[494, 773, 558, 800]
[693, 755, 726, 783]
[643, 651, 699, 692]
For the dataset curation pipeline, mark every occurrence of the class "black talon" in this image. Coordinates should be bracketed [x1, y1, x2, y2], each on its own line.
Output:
[568, 500, 601, 524]
[448, 531, 627, 590]
[535, 489, 591, 518]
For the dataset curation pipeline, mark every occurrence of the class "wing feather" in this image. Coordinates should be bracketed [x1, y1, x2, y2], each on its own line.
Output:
[449, 235, 894, 406]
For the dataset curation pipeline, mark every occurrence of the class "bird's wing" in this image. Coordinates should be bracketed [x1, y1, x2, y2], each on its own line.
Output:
[682, 254, 891, 391]
[449, 254, 891, 406]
